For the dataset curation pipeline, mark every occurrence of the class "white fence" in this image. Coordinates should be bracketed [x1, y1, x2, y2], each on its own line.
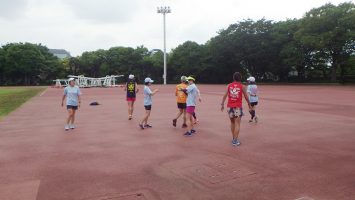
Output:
[53, 75, 124, 88]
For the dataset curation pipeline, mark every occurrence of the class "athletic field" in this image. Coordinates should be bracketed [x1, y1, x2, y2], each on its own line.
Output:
[0, 85, 354, 200]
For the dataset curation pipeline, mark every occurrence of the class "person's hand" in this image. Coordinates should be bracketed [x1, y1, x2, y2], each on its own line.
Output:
[78, 102, 81, 109]
[199, 97, 202, 103]
[154, 89, 159, 93]
[221, 104, 224, 112]
[61, 102, 64, 107]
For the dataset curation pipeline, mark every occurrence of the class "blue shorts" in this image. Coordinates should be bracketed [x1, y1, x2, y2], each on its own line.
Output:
[67, 105, 78, 110]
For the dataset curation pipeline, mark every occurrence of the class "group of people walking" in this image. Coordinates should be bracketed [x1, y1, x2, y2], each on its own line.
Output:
[61, 72, 259, 146]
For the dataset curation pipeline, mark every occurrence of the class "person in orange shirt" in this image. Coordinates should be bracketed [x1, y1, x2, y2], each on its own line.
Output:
[173, 76, 188, 128]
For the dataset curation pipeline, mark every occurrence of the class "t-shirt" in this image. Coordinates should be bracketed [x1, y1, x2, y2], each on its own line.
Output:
[143, 85, 153, 106]
[126, 80, 136, 98]
[186, 83, 199, 106]
[227, 82, 243, 108]
[247, 84, 258, 103]
[64, 86, 81, 106]
[176, 83, 188, 103]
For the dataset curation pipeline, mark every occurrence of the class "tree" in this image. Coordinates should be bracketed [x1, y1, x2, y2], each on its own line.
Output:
[295, 2, 355, 82]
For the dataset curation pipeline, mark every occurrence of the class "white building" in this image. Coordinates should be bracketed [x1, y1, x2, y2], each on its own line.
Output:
[49, 49, 71, 59]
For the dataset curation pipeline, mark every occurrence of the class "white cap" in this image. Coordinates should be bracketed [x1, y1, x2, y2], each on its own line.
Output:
[68, 78, 75, 82]
[247, 77, 255, 82]
[144, 77, 154, 83]
[128, 74, 134, 79]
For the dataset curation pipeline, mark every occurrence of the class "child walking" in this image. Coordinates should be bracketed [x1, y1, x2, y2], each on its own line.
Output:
[221, 72, 251, 146]
[139, 77, 158, 129]
[61, 78, 81, 131]
[247, 76, 259, 123]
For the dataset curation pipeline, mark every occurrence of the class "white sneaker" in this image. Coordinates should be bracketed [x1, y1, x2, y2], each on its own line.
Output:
[69, 124, 75, 129]
[65, 125, 69, 131]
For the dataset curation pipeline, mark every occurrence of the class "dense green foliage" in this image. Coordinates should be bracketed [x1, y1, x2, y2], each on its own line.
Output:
[0, 87, 45, 118]
[0, 2, 354, 85]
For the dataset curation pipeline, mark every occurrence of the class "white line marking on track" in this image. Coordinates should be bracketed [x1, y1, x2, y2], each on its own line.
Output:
[39, 88, 48, 97]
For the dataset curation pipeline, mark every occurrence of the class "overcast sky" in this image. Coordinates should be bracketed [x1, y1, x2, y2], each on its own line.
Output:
[0, 0, 350, 56]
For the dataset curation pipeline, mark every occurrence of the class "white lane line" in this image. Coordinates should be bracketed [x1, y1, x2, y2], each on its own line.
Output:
[39, 88, 48, 97]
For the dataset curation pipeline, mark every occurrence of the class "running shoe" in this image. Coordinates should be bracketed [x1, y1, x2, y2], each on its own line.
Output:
[65, 125, 69, 131]
[232, 139, 237, 146]
[182, 124, 188, 128]
[139, 124, 145, 130]
[235, 139, 241, 146]
[191, 129, 196, 134]
[173, 119, 177, 127]
[144, 124, 152, 128]
[249, 119, 253, 123]
[184, 131, 192, 136]
[69, 124, 75, 129]
[128, 116, 132, 120]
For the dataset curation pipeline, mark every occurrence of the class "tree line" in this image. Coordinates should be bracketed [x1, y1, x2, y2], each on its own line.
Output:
[0, 2, 354, 85]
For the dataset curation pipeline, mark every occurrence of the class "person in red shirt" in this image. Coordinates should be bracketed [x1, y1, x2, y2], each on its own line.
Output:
[221, 72, 251, 146]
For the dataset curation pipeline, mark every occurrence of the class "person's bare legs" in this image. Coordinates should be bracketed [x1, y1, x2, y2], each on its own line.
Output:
[229, 118, 236, 139]
[234, 117, 241, 139]
[131, 101, 135, 116]
[140, 110, 151, 125]
[70, 109, 76, 125]
[127, 101, 132, 118]
[66, 109, 73, 125]
[186, 112, 194, 132]
[175, 109, 183, 120]
[182, 109, 187, 125]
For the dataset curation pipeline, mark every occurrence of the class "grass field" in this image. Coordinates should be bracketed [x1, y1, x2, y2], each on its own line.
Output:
[0, 87, 45, 119]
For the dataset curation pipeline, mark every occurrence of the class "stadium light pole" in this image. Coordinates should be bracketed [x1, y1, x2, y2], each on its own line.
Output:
[157, 6, 171, 85]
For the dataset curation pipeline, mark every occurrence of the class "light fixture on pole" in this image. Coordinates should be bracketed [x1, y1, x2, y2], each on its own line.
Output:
[157, 6, 171, 85]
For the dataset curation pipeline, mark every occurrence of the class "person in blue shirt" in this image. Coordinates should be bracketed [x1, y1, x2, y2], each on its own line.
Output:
[139, 77, 158, 129]
[61, 78, 81, 131]
[247, 76, 259, 123]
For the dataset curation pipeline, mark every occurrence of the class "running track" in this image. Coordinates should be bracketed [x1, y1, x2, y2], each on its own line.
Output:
[0, 85, 354, 200]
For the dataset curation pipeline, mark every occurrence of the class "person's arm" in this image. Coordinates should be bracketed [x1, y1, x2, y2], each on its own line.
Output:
[175, 86, 178, 96]
[221, 86, 228, 111]
[151, 89, 159, 96]
[197, 87, 202, 102]
[61, 95, 66, 107]
[124, 83, 127, 91]
[135, 83, 139, 93]
[78, 88, 82, 108]
[243, 85, 252, 110]
[61, 88, 67, 107]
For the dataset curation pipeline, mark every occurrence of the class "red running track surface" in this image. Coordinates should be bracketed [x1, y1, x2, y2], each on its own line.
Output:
[0, 85, 354, 200]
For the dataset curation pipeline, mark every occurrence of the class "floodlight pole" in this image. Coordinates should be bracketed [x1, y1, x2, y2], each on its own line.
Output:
[157, 6, 171, 85]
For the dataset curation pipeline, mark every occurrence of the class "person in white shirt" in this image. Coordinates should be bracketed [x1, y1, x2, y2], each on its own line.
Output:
[247, 76, 259, 123]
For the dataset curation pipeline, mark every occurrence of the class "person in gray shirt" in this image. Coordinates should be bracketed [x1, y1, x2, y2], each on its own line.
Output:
[139, 77, 158, 129]
[61, 78, 81, 131]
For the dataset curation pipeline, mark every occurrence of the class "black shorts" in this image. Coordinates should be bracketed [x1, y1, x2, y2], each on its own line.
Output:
[67, 105, 78, 110]
[251, 102, 258, 106]
[177, 103, 187, 109]
[144, 105, 152, 110]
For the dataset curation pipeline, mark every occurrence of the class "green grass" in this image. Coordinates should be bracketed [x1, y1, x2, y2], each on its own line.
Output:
[0, 87, 45, 119]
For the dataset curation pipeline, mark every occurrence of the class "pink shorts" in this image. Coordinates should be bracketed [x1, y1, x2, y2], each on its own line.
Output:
[186, 106, 195, 114]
